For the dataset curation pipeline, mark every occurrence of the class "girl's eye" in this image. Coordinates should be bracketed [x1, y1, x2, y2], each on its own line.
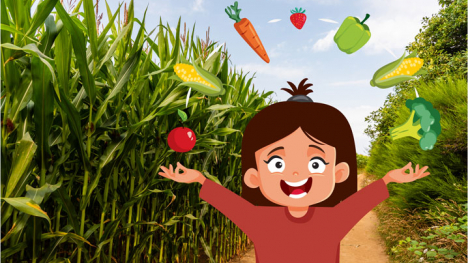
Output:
[264, 156, 285, 173]
[308, 157, 328, 173]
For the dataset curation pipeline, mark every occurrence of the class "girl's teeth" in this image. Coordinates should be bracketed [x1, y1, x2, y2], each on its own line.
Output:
[289, 192, 307, 199]
[285, 178, 308, 187]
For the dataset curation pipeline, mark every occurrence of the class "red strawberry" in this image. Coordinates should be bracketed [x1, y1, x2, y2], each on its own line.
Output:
[290, 7, 307, 29]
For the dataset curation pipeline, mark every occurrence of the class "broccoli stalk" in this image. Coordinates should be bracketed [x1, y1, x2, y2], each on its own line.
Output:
[390, 111, 422, 140]
[389, 97, 441, 151]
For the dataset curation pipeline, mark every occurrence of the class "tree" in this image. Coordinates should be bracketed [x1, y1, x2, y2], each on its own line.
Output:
[365, 0, 467, 145]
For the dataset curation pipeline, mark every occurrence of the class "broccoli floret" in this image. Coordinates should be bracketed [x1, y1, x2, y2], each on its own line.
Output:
[390, 97, 441, 150]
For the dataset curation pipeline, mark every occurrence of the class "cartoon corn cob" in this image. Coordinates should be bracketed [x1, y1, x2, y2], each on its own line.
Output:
[174, 62, 225, 96]
[370, 51, 427, 89]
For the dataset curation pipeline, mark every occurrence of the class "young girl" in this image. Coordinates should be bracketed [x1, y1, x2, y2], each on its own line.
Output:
[159, 78, 430, 263]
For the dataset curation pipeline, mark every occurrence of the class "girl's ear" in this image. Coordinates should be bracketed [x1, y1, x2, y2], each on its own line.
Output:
[244, 168, 260, 189]
[335, 162, 350, 183]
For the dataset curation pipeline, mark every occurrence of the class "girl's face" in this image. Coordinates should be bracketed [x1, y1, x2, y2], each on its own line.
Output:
[244, 127, 350, 207]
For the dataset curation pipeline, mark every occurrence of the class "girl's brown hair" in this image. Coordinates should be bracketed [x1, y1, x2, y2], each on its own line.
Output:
[241, 79, 357, 207]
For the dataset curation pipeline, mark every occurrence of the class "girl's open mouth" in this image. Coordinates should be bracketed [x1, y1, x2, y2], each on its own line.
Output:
[280, 178, 313, 199]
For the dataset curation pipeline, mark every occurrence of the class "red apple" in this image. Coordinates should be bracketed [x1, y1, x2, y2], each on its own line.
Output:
[167, 127, 196, 152]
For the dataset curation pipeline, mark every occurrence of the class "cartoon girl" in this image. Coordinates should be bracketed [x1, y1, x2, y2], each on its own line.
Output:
[159, 78, 430, 262]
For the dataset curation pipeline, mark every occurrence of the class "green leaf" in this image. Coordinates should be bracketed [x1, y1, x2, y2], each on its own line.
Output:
[25, 182, 61, 204]
[83, 0, 98, 64]
[206, 104, 234, 111]
[1, 242, 27, 259]
[1, 43, 57, 84]
[427, 251, 437, 257]
[209, 128, 239, 136]
[32, 56, 54, 171]
[94, 47, 143, 122]
[24, 0, 59, 38]
[203, 171, 221, 185]
[177, 109, 188, 122]
[5, 133, 37, 198]
[53, 188, 80, 233]
[2, 197, 51, 225]
[53, 87, 91, 172]
[55, 2, 96, 104]
[54, 23, 72, 97]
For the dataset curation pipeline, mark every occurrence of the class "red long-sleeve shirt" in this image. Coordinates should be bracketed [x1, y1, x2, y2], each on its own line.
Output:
[199, 178, 389, 263]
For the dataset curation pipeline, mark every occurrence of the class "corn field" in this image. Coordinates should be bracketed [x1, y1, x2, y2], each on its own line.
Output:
[0, 0, 273, 262]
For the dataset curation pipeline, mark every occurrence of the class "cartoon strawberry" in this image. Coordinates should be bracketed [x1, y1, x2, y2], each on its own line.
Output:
[290, 7, 307, 29]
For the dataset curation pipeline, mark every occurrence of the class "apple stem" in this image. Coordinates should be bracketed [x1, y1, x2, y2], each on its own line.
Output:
[178, 119, 185, 128]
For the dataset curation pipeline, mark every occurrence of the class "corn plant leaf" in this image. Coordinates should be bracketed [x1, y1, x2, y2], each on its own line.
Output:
[55, 2, 96, 104]
[0, 211, 30, 244]
[41, 231, 93, 247]
[0, 242, 27, 259]
[99, 132, 127, 169]
[54, 23, 72, 97]
[0, 24, 39, 43]
[2, 197, 51, 225]
[41, 226, 73, 263]
[94, 47, 142, 122]
[1, 43, 57, 84]
[52, 188, 80, 233]
[105, 0, 118, 37]
[208, 128, 239, 136]
[206, 104, 234, 111]
[129, 7, 147, 56]
[39, 15, 61, 56]
[199, 236, 215, 263]
[32, 56, 55, 169]
[53, 87, 91, 172]
[5, 133, 37, 198]
[170, 17, 181, 61]
[83, 0, 98, 64]
[95, 23, 131, 73]
[203, 171, 221, 185]
[10, 73, 33, 123]
[24, 0, 59, 38]
[158, 18, 167, 67]
[25, 182, 62, 204]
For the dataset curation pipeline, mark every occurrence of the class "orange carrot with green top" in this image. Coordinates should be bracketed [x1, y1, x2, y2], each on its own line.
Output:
[225, 1, 270, 63]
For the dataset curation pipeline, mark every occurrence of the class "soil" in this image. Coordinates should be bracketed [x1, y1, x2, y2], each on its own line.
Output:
[228, 174, 389, 263]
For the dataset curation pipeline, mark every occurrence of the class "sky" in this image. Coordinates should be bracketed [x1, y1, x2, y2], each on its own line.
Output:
[61, 0, 441, 154]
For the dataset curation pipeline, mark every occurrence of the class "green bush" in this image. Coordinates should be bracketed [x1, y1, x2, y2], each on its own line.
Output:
[366, 77, 467, 210]
[356, 154, 369, 170]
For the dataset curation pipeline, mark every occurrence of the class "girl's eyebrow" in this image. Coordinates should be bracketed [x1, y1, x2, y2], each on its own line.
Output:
[309, 145, 325, 153]
[267, 146, 284, 156]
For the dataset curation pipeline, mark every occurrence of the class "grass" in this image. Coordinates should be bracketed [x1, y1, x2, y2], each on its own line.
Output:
[363, 173, 467, 263]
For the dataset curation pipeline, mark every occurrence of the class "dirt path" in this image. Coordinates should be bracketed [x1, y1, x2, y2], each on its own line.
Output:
[229, 174, 389, 263]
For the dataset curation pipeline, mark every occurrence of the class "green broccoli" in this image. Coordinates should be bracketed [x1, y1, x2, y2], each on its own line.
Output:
[390, 97, 441, 150]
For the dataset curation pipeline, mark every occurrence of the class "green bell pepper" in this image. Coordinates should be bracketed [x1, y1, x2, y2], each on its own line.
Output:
[334, 14, 371, 54]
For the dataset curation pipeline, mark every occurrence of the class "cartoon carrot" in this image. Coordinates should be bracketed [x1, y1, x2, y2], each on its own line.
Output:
[225, 1, 270, 63]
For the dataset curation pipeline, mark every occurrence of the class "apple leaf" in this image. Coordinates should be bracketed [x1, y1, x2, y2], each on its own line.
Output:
[177, 109, 188, 122]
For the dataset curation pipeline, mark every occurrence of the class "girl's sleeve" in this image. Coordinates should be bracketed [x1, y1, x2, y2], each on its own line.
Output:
[331, 178, 389, 238]
[199, 179, 258, 238]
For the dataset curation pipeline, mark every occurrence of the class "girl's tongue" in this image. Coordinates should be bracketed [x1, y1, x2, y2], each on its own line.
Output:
[290, 188, 305, 195]
[280, 178, 313, 197]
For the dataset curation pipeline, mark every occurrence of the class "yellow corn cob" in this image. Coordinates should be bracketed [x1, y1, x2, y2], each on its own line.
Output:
[173, 63, 214, 88]
[380, 58, 424, 80]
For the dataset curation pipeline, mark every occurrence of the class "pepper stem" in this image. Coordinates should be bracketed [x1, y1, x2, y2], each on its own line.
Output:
[360, 14, 370, 25]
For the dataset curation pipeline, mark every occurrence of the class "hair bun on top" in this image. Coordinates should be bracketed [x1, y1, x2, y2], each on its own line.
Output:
[281, 78, 314, 102]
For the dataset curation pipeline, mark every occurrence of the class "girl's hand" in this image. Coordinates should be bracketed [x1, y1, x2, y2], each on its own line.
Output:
[159, 162, 206, 185]
[383, 162, 430, 185]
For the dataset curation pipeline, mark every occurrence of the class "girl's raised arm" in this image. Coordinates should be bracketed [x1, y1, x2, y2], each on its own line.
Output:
[331, 162, 429, 238]
[159, 163, 258, 239]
